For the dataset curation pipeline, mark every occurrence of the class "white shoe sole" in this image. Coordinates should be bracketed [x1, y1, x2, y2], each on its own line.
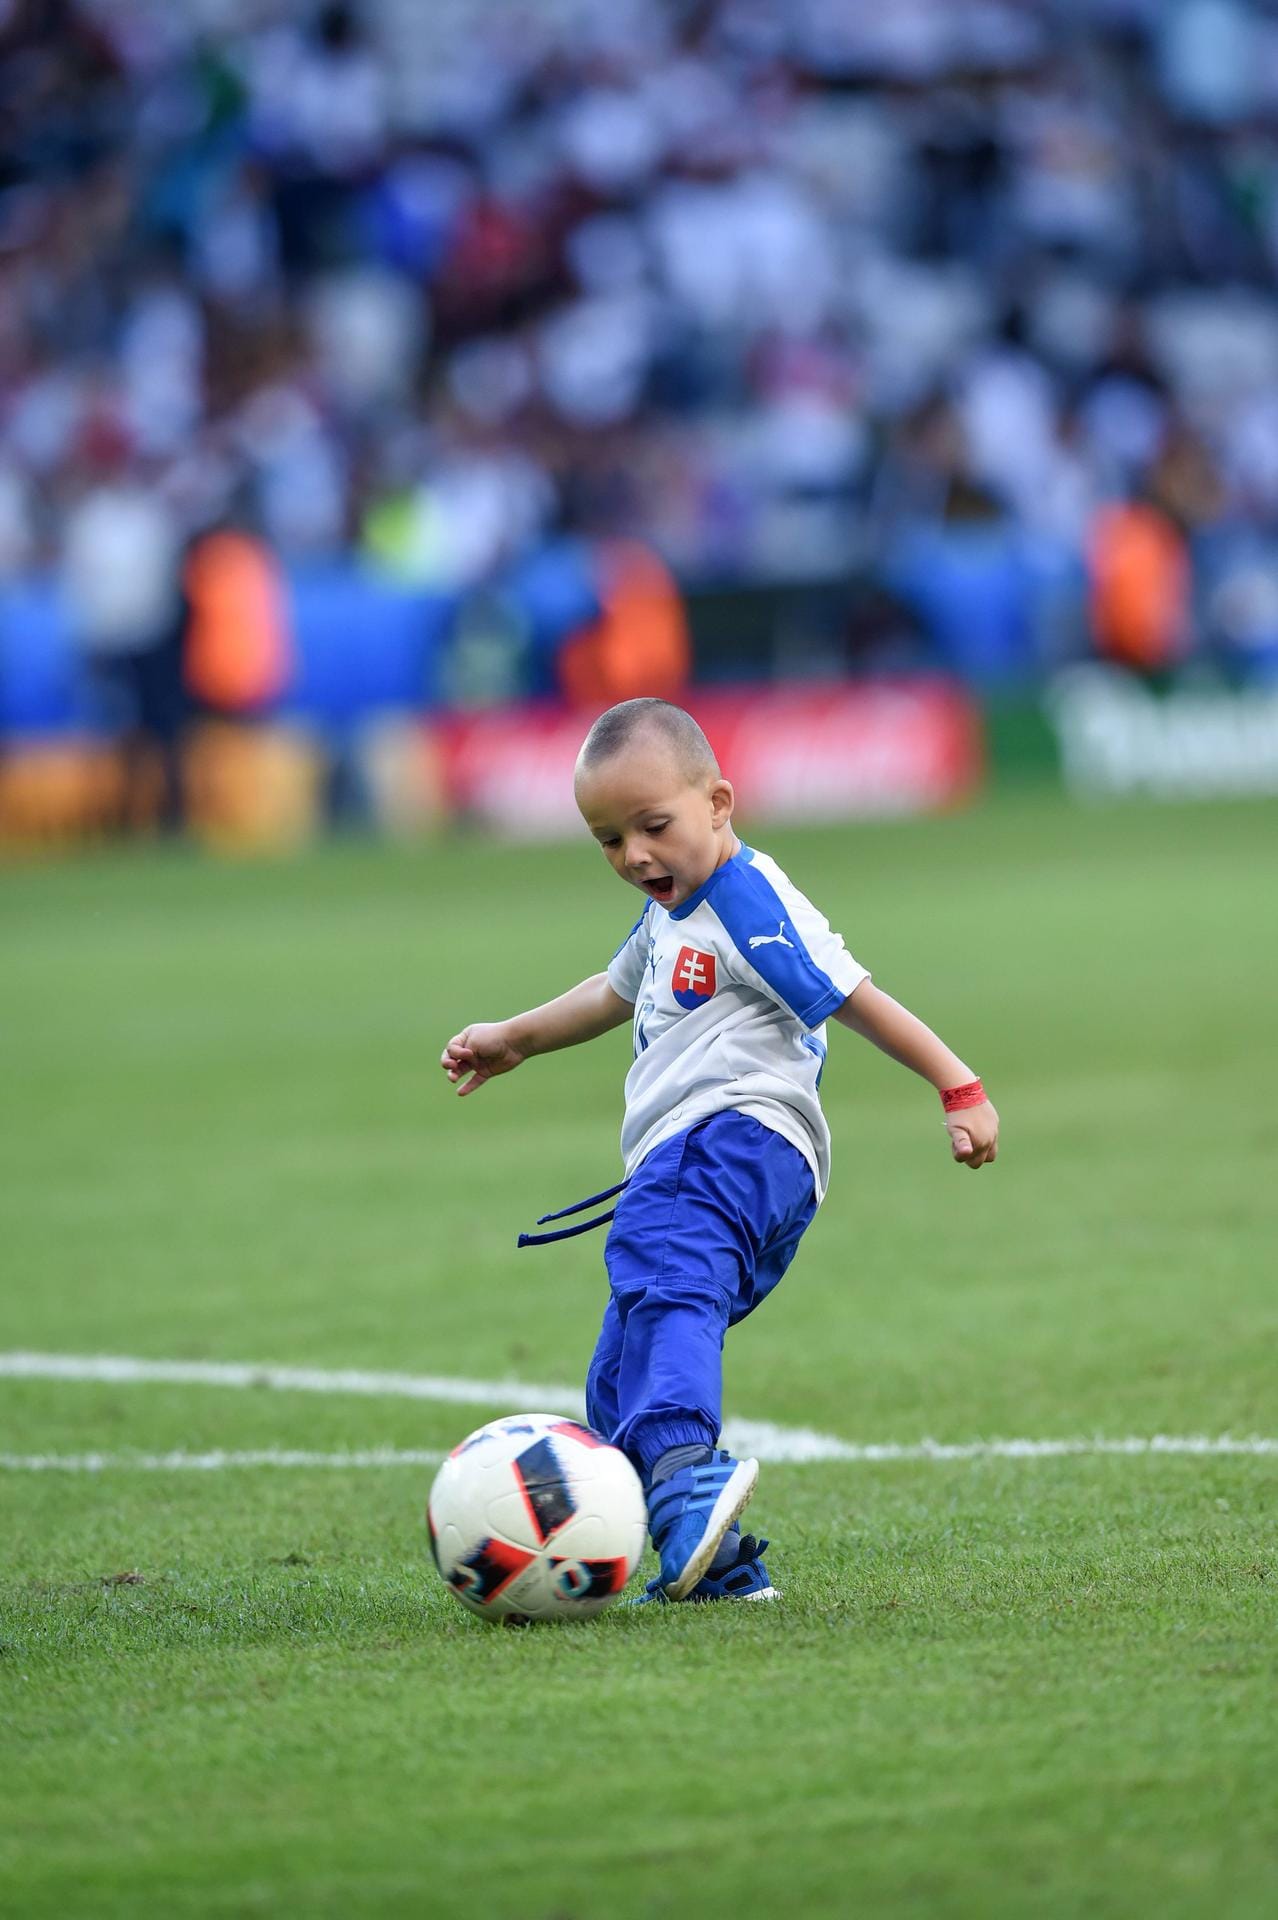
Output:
[663, 1457, 759, 1602]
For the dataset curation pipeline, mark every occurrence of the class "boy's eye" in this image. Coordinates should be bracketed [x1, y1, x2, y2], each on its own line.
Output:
[601, 837, 621, 850]
[646, 823, 668, 835]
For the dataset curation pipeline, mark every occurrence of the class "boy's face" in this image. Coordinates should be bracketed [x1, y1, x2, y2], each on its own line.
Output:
[575, 736, 736, 912]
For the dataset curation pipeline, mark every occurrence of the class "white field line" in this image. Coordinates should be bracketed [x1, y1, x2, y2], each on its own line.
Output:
[3, 1435, 1278, 1474]
[0, 1352, 1274, 1470]
[0, 1349, 812, 1463]
[0, 1448, 446, 1472]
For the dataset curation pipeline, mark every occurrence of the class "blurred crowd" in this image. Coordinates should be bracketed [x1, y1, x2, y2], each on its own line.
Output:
[4, 0, 1278, 691]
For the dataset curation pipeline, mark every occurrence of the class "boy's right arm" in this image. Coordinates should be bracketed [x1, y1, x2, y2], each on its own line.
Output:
[440, 973, 633, 1097]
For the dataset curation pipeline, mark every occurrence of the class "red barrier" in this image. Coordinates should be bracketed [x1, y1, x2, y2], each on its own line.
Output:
[435, 680, 982, 837]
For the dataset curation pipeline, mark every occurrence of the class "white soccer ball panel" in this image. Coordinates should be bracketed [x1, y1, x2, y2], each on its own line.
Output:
[426, 1412, 647, 1623]
[547, 1506, 647, 1565]
[484, 1488, 546, 1552]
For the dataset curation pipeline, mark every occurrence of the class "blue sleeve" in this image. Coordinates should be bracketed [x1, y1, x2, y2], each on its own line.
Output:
[709, 862, 860, 1028]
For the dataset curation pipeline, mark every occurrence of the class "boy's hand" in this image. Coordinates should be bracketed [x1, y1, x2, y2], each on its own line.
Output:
[945, 1099, 999, 1170]
[440, 1022, 528, 1097]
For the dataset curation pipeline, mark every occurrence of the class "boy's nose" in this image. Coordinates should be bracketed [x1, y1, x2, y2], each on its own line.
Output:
[625, 841, 651, 870]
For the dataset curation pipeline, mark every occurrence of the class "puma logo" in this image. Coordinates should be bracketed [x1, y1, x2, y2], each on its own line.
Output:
[748, 922, 794, 951]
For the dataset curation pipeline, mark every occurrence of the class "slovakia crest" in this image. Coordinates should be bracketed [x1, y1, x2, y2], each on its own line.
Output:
[672, 945, 717, 1009]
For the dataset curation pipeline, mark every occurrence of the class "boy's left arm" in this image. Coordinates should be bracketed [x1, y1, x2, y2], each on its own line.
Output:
[833, 981, 999, 1170]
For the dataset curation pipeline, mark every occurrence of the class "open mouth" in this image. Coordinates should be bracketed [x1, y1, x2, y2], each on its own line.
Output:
[644, 877, 676, 903]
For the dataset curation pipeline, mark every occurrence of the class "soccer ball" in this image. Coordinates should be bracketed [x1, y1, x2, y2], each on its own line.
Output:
[426, 1413, 648, 1623]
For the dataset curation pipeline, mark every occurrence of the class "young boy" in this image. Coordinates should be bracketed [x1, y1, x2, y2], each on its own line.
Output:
[441, 698, 998, 1604]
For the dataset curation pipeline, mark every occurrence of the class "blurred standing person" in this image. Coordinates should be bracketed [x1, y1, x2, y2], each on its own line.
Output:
[62, 460, 184, 831]
[181, 520, 292, 722]
[179, 519, 298, 850]
[1086, 498, 1191, 681]
[556, 541, 691, 709]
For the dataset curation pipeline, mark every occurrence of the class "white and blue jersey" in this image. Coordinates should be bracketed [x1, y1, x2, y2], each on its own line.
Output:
[605, 844, 868, 1203]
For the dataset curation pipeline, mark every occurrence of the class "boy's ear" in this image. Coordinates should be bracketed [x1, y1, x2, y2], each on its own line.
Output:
[710, 778, 735, 828]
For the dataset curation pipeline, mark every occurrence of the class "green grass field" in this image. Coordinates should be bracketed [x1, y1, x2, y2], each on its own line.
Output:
[2, 790, 1276, 1919]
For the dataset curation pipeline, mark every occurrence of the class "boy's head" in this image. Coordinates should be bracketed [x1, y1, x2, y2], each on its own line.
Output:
[574, 698, 736, 911]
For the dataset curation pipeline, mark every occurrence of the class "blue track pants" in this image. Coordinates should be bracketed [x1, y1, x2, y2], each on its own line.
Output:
[585, 1111, 818, 1481]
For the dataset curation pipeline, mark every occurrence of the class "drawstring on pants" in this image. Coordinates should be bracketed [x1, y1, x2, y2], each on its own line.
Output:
[517, 1178, 629, 1248]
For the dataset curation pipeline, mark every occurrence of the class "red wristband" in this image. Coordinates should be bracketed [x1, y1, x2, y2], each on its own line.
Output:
[940, 1079, 985, 1113]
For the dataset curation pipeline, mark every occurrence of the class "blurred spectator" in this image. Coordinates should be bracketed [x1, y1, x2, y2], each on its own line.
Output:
[182, 523, 292, 718]
[0, 463, 35, 578]
[4, 0, 1278, 704]
[61, 462, 184, 824]
[557, 539, 691, 706]
[1087, 502, 1191, 677]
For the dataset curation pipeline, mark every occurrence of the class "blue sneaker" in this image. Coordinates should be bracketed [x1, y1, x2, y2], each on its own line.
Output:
[630, 1534, 779, 1605]
[645, 1450, 759, 1600]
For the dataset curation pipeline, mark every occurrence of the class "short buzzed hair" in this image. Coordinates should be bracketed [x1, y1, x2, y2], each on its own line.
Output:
[576, 698, 718, 782]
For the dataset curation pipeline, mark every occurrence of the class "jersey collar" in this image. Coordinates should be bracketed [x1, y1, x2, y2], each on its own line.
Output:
[667, 843, 755, 920]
